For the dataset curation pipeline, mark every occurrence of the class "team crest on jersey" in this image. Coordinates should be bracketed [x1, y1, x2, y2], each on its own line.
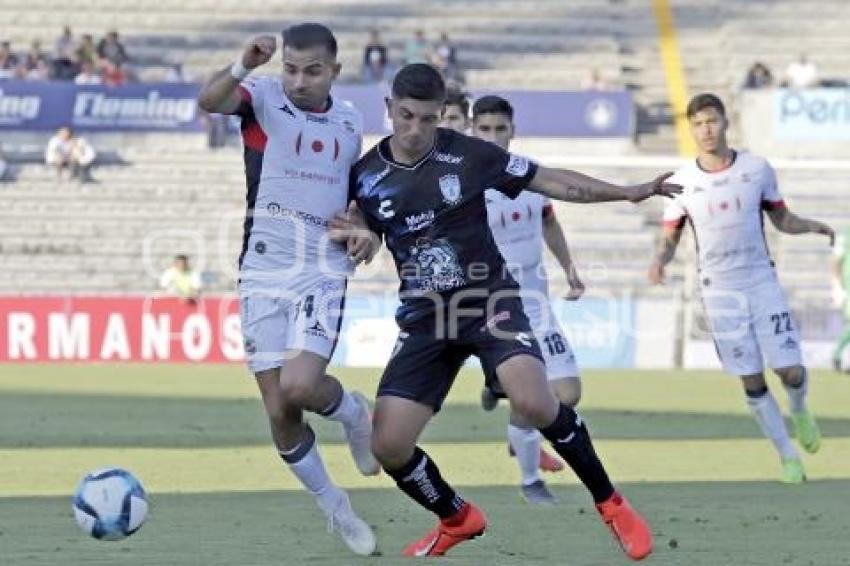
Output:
[505, 154, 530, 177]
[439, 174, 462, 205]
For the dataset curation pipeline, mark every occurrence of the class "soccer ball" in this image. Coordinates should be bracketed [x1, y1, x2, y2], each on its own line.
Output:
[72, 467, 149, 540]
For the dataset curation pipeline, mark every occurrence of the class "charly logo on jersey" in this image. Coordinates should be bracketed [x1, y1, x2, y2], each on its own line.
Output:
[378, 199, 395, 219]
[439, 174, 462, 205]
[505, 154, 530, 177]
[405, 210, 435, 231]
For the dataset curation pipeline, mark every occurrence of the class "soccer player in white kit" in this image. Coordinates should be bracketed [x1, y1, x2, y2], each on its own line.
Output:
[198, 25, 378, 555]
[472, 95, 585, 504]
[648, 93, 834, 484]
[439, 93, 585, 503]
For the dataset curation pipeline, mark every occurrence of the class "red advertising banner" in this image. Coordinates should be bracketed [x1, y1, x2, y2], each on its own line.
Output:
[0, 295, 243, 362]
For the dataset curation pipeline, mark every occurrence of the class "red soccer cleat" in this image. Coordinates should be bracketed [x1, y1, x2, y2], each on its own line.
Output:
[402, 502, 487, 557]
[538, 447, 565, 473]
[507, 444, 566, 473]
[596, 492, 653, 560]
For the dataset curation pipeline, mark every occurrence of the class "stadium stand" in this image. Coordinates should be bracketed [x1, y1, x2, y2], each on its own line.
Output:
[0, 0, 845, 313]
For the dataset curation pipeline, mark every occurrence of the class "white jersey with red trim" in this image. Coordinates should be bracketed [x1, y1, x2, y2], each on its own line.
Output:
[663, 151, 784, 289]
[485, 188, 552, 273]
[234, 76, 363, 286]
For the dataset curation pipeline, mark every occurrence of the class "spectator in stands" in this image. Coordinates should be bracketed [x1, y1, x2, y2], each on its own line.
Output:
[432, 32, 457, 72]
[23, 40, 49, 74]
[159, 254, 202, 304]
[784, 53, 818, 89]
[581, 67, 610, 90]
[101, 60, 127, 86]
[45, 127, 97, 183]
[25, 59, 51, 81]
[76, 34, 97, 68]
[97, 30, 128, 68]
[743, 62, 773, 89]
[163, 63, 190, 83]
[53, 26, 77, 80]
[74, 61, 102, 85]
[403, 29, 430, 65]
[0, 41, 19, 80]
[362, 29, 389, 82]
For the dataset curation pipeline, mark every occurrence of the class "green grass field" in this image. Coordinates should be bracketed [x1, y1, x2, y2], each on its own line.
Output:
[2, 364, 850, 566]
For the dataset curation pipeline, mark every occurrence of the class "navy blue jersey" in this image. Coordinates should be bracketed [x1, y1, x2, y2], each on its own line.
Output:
[351, 128, 538, 324]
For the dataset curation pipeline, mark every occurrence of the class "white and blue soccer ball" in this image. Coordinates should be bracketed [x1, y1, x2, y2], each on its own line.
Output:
[72, 467, 149, 541]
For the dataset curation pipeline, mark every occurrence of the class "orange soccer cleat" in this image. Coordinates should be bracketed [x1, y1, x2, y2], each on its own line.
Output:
[595, 492, 653, 561]
[402, 502, 487, 557]
[508, 444, 566, 473]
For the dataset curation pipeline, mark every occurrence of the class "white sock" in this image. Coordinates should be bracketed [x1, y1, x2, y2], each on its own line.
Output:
[783, 368, 808, 414]
[508, 423, 542, 486]
[746, 390, 798, 460]
[281, 432, 341, 512]
[323, 390, 362, 428]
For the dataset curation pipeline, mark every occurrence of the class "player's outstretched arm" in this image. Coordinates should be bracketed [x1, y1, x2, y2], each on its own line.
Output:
[528, 167, 681, 203]
[198, 35, 277, 114]
[542, 213, 584, 300]
[648, 225, 684, 285]
[766, 207, 835, 245]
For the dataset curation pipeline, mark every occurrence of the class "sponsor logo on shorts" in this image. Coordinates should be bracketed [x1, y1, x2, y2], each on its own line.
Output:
[244, 338, 257, 354]
[254, 241, 266, 254]
[515, 332, 532, 347]
[780, 336, 799, 350]
[481, 310, 511, 332]
[306, 320, 328, 338]
[732, 346, 744, 359]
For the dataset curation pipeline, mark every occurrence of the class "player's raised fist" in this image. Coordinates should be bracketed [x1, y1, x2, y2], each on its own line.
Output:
[242, 35, 277, 69]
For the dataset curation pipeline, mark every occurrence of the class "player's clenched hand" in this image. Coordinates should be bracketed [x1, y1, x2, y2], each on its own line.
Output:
[242, 35, 277, 70]
[628, 172, 683, 203]
[647, 261, 665, 285]
[565, 275, 585, 301]
[818, 222, 835, 246]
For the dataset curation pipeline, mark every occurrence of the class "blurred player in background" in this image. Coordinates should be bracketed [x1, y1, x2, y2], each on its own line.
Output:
[439, 87, 470, 133]
[648, 93, 833, 484]
[340, 63, 681, 559]
[830, 228, 850, 371]
[198, 24, 378, 556]
[472, 94, 586, 505]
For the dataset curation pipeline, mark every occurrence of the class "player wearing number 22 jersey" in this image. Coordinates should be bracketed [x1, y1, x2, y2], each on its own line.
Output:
[650, 93, 834, 484]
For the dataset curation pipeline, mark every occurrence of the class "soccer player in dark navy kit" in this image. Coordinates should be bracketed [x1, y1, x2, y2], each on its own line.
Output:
[334, 64, 680, 560]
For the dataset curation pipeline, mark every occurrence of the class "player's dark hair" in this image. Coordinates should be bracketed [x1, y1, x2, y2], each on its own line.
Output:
[686, 93, 725, 118]
[444, 88, 470, 117]
[282, 23, 338, 57]
[472, 95, 514, 120]
[392, 63, 446, 102]
[175, 254, 189, 262]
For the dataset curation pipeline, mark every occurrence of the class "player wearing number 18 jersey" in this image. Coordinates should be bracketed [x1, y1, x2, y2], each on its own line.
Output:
[649, 93, 833, 484]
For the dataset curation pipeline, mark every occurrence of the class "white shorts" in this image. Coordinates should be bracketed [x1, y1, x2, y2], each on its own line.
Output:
[238, 275, 347, 374]
[701, 278, 803, 376]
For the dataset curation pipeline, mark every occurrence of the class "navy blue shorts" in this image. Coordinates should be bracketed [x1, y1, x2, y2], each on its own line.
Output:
[377, 291, 543, 412]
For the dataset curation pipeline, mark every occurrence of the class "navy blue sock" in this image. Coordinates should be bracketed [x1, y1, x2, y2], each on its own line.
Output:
[385, 446, 465, 519]
[539, 404, 615, 503]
